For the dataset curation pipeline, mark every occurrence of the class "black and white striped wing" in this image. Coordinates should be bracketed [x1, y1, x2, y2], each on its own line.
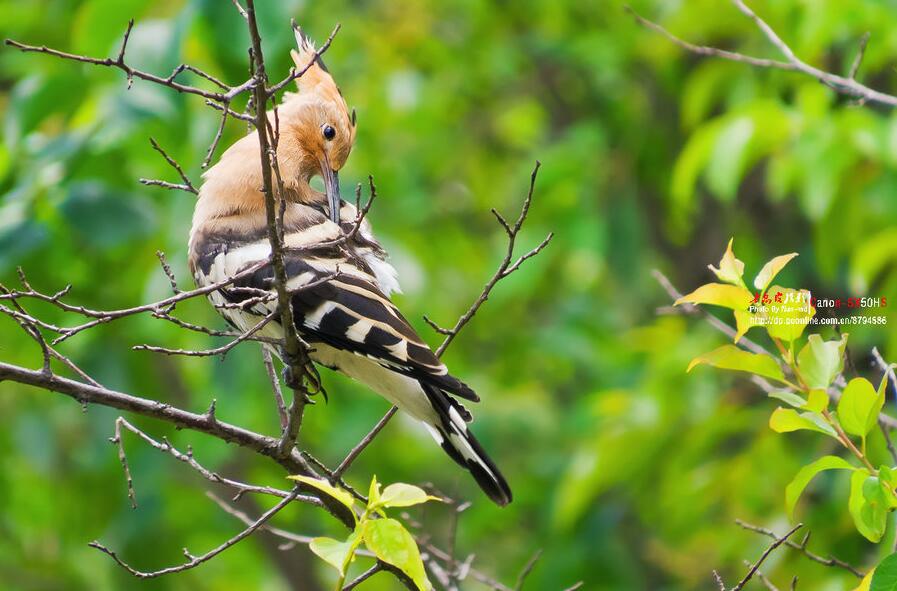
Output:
[232, 256, 479, 403]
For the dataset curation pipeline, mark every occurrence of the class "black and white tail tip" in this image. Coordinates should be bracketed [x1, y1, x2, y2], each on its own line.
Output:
[424, 385, 512, 506]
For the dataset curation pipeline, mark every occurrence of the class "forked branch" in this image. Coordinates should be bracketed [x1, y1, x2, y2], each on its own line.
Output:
[627, 1, 897, 108]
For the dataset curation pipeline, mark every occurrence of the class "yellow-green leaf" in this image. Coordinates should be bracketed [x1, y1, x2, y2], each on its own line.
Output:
[785, 455, 854, 519]
[377, 483, 442, 509]
[687, 344, 787, 383]
[674, 283, 753, 311]
[797, 334, 847, 390]
[309, 536, 357, 575]
[733, 309, 754, 342]
[368, 475, 381, 509]
[754, 253, 798, 291]
[762, 286, 815, 342]
[768, 390, 806, 408]
[805, 389, 829, 413]
[769, 407, 838, 439]
[287, 475, 355, 512]
[855, 569, 873, 591]
[708, 238, 746, 287]
[363, 518, 431, 591]
[838, 377, 884, 438]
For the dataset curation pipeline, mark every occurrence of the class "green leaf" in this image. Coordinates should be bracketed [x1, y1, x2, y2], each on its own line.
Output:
[880, 466, 897, 501]
[287, 475, 355, 512]
[363, 518, 431, 591]
[754, 253, 799, 291]
[797, 334, 848, 389]
[309, 535, 357, 575]
[849, 470, 888, 543]
[838, 378, 884, 438]
[377, 483, 443, 509]
[674, 283, 753, 311]
[785, 455, 854, 519]
[687, 345, 787, 383]
[707, 238, 746, 287]
[768, 390, 807, 408]
[769, 408, 838, 439]
[762, 286, 815, 342]
[368, 475, 381, 509]
[805, 389, 829, 413]
[871, 553, 897, 591]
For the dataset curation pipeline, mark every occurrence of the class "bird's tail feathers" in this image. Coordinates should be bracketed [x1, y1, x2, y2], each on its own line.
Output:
[421, 385, 512, 507]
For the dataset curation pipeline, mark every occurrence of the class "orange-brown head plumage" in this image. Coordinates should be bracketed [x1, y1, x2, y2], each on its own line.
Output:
[283, 25, 356, 176]
[193, 25, 357, 227]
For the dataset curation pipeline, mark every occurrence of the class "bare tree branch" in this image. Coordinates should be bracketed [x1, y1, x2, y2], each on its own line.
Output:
[263, 347, 289, 430]
[140, 137, 198, 195]
[731, 523, 802, 591]
[431, 161, 553, 358]
[736, 520, 864, 578]
[4, 23, 255, 103]
[90, 490, 300, 578]
[332, 406, 398, 480]
[133, 310, 277, 357]
[627, 1, 897, 108]
[0, 361, 354, 527]
[514, 549, 543, 590]
[113, 417, 304, 502]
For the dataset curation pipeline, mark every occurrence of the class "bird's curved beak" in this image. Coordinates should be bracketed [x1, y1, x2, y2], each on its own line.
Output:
[321, 158, 341, 224]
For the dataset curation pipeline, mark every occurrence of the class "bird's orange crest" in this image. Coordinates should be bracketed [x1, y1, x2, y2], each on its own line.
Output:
[289, 23, 356, 130]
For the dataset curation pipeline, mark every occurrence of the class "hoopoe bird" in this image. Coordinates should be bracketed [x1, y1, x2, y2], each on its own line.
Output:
[187, 28, 512, 506]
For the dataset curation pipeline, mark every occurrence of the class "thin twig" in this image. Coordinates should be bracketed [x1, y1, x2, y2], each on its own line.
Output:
[114, 417, 303, 502]
[263, 347, 289, 430]
[745, 561, 780, 591]
[731, 524, 801, 591]
[145, 137, 197, 194]
[344, 176, 377, 242]
[205, 99, 255, 122]
[111, 418, 138, 509]
[156, 251, 181, 294]
[735, 520, 864, 578]
[432, 162, 552, 357]
[513, 549, 543, 590]
[847, 32, 871, 81]
[342, 564, 384, 590]
[5, 29, 253, 103]
[627, 2, 897, 108]
[166, 63, 229, 90]
[267, 24, 342, 95]
[332, 406, 398, 479]
[133, 310, 277, 356]
[90, 490, 300, 578]
[203, 106, 229, 169]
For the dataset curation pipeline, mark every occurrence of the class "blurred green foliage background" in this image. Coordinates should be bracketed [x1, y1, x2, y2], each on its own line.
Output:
[2, 0, 897, 589]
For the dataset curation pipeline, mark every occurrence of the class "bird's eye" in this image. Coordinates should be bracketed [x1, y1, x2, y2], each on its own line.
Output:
[322, 125, 336, 140]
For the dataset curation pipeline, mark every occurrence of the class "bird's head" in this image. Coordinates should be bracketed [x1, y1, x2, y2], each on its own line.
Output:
[280, 24, 357, 223]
